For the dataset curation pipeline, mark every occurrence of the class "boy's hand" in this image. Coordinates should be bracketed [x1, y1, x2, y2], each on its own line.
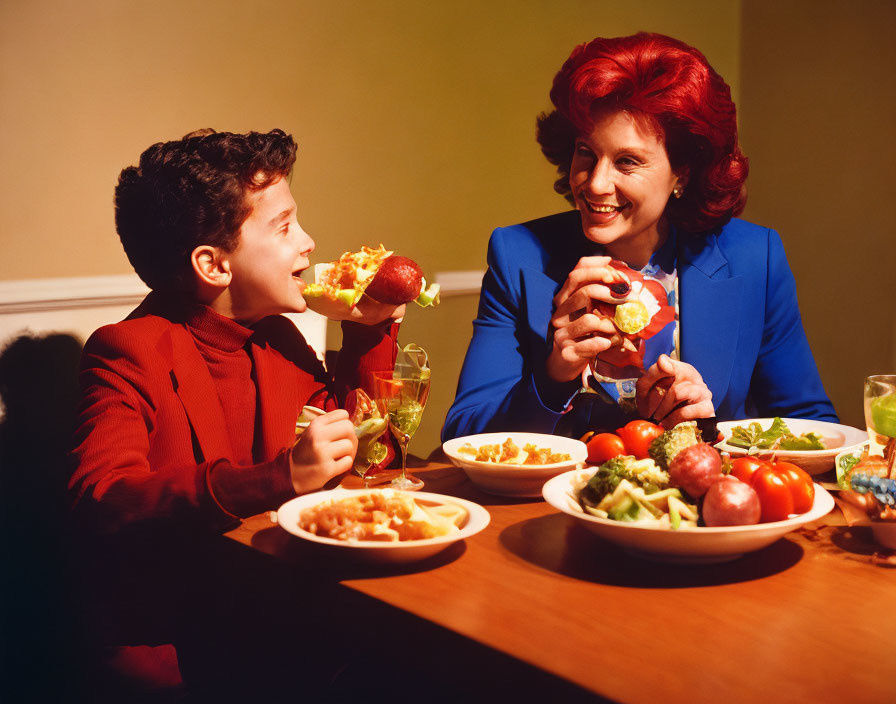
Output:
[327, 296, 405, 325]
[346, 296, 406, 325]
[289, 409, 358, 494]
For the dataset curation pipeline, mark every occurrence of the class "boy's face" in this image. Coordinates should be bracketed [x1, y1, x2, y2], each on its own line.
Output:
[223, 176, 315, 323]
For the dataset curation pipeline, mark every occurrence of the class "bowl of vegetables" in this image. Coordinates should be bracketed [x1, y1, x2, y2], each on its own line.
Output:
[542, 422, 835, 563]
[715, 417, 867, 475]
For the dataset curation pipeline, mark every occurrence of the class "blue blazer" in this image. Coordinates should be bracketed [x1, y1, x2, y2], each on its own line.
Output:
[442, 211, 837, 440]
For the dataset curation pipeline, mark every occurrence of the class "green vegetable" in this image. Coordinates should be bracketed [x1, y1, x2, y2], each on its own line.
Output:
[579, 456, 670, 509]
[778, 432, 825, 451]
[727, 417, 825, 451]
[415, 280, 441, 307]
[836, 452, 861, 490]
[648, 421, 701, 470]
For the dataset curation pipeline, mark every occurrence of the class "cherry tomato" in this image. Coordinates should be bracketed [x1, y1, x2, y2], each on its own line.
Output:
[585, 433, 627, 464]
[730, 457, 766, 485]
[615, 420, 664, 460]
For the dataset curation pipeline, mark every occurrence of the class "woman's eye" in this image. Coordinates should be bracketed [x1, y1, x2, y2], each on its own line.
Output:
[616, 157, 638, 169]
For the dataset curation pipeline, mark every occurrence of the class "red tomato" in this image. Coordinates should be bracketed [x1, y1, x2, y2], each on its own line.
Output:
[774, 461, 815, 514]
[751, 466, 794, 522]
[745, 460, 815, 522]
[615, 420, 664, 460]
[586, 433, 627, 464]
[730, 457, 766, 485]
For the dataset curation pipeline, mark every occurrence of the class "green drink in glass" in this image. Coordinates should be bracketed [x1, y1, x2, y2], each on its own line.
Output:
[371, 345, 431, 490]
[863, 375, 896, 479]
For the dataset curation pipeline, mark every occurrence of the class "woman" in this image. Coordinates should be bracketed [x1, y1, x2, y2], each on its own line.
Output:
[443, 32, 836, 441]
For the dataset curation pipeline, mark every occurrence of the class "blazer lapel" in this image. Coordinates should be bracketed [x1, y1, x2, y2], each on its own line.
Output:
[251, 339, 298, 460]
[678, 236, 742, 408]
[163, 327, 233, 462]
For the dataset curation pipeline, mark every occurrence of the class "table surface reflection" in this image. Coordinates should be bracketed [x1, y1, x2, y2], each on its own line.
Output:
[225, 457, 896, 704]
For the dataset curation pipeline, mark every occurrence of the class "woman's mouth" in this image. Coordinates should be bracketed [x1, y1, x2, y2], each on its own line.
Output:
[582, 199, 627, 214]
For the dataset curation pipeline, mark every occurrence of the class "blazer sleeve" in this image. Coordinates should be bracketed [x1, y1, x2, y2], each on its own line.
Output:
[442, 228, 579, 441]
[69, 326, 295, 536]
[747, 229, 838, 421]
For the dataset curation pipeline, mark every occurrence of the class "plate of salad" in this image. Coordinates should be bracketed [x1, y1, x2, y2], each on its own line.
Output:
[715, 417, 867, 475]
[542, 422, 835, 563]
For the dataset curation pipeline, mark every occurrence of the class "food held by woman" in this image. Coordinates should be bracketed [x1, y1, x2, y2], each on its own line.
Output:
[443, 32, 836, 443]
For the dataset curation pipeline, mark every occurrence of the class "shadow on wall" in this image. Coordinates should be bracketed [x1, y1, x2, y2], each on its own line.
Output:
[0, 332, 90, 701]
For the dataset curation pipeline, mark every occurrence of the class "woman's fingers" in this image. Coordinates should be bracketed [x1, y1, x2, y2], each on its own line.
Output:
[636, 356, 713, 423]
[553, 256, 617, 307]
[660, 396, 716, 429]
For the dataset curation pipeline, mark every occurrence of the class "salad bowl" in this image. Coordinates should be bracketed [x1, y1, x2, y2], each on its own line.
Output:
[542, 469, 835, 563]
[715, 418, 867, 475]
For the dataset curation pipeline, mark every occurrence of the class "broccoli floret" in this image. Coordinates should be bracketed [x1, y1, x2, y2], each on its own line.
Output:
[648, 421, 701, 470]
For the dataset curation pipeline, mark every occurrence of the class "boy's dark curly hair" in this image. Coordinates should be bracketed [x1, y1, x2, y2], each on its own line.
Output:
[114, 128, 298, 292]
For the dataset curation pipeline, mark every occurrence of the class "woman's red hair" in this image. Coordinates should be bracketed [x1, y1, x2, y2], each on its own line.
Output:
[536, 32, 748, 234]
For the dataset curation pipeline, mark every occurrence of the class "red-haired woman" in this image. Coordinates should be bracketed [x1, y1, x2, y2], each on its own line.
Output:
[443, 32, 836, 440]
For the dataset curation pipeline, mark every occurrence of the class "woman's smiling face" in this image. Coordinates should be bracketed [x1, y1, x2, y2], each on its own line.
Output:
[569, 110, 683, 267]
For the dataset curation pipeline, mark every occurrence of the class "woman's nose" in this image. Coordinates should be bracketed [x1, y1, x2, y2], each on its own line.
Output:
[587, 161, 614, 194]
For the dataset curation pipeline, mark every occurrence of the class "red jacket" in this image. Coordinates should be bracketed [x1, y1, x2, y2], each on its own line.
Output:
[70, 293, 398, 535]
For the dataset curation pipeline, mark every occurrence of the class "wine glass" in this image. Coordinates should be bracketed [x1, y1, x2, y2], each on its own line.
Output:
[345, 388, 389, 484]
[370, 370, 430, 491]
[864, 374, 896, 478]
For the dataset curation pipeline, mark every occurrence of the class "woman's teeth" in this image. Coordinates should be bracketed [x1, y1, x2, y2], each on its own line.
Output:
[585, 202, 622, 213]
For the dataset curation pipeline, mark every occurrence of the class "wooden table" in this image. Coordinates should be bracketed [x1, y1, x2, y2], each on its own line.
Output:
[225, 458, 896, 703]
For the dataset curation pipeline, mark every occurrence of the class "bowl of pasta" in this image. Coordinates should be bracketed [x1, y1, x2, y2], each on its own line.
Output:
[442, 432, 587, 497]
[277, 488, 490, 563]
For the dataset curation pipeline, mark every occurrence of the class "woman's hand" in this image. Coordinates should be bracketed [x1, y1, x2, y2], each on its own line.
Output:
[635, 354, 714, 427]
[289, 409, 358, 493]
[546, 256, 629, 382]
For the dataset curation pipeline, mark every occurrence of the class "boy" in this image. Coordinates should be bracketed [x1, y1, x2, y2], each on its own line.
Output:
[68, 129, 401, 695]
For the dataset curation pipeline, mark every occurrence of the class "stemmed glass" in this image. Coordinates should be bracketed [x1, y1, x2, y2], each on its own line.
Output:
[370, 344, 431, 491]
[346, 388, 389, 483]
[864, 374, 896, 478]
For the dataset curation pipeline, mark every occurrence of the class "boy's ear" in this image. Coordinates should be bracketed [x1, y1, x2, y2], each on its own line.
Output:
[190, 245, 232, 289]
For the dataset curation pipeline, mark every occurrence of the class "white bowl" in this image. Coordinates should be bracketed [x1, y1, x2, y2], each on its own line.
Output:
[442, 432, 587, 497]
[871, 523, 896, 549]
[276, 489, 490, 563]
[715, 418, 867, 475]
[542, 469, 834, 563]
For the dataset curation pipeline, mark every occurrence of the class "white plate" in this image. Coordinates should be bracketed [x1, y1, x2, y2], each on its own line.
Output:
[542, 469, 835, 563]
[715, 418, 867, 475]
[276, 489, 490, 563]
[442, 432, 587, 497]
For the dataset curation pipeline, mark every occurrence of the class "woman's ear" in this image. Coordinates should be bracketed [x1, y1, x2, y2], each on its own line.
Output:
[190, 245, 232, 289]
[674, 168, 690, 195]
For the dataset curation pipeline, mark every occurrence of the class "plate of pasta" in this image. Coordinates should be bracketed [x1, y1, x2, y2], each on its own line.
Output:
[442, 432, 587, 497]
[277, 488, 490, 563]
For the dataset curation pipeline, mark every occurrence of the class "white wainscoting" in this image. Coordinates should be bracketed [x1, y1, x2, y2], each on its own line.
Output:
[0, 270, 485, 357]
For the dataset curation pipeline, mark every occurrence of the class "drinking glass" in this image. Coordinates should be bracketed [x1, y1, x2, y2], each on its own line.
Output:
[863, 375, 896, 478]
[371, 366, 430, 491]
[346, 388, 389, 482]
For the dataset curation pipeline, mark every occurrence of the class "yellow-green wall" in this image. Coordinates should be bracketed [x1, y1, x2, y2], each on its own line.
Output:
[1, 1, 741, 455]
[739, 0, 896, 429]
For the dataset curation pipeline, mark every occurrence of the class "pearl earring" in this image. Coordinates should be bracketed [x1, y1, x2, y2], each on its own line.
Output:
[673, 185, 683, 199]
